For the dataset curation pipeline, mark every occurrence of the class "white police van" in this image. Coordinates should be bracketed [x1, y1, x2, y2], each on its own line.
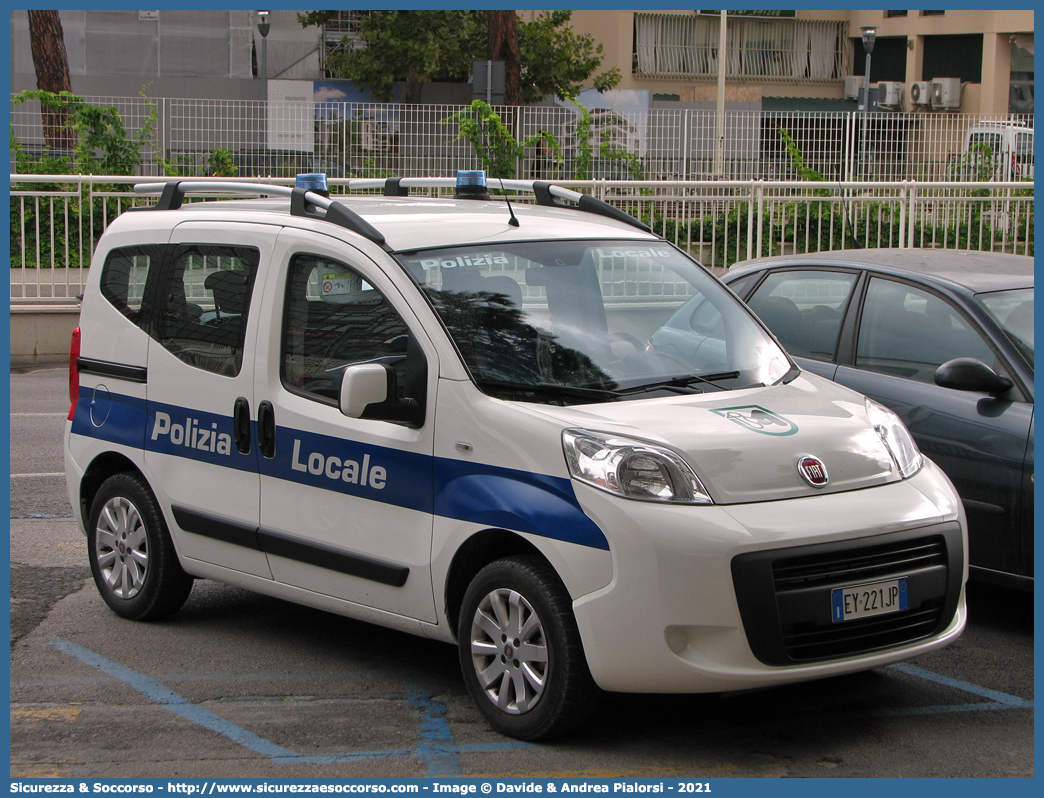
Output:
[65, 171, 967, 740]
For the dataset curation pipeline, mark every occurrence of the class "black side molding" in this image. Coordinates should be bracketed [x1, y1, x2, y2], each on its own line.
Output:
[258, 529, 410, 588]
[77, 358, 148, 384]
[171, 506, 409, 588]
[173, 506, 261, 550]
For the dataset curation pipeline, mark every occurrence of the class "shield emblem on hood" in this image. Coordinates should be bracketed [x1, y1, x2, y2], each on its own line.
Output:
[711, 405, 798, 436]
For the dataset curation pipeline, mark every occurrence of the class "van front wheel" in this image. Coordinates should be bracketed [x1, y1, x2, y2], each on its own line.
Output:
[458, 556, 597, 740]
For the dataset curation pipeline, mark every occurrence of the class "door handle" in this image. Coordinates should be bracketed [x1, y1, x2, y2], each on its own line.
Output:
[257, 400, 276, 459]
[233, 397, 251, 455]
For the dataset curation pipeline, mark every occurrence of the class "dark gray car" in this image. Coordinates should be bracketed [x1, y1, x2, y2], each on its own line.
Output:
[722, 249, 1034, 591]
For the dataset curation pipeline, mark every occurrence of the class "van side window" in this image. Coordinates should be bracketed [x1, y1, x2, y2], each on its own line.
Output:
[282, 254, 419, 406]
[99, 245, 162, 325]
[154, 244, 259, 378]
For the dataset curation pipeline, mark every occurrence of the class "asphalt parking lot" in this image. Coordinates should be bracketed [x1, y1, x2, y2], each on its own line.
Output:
[9, 368, 1035, 779]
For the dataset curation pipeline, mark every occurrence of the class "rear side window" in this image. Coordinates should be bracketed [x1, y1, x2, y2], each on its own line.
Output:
[154, 244, 260, 377]
[746, 270, 857, 362]
[99, 245, 162, 325]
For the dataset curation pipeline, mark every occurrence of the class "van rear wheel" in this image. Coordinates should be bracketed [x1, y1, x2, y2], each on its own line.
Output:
[87, 472, 193, 620]
[458, 555, 598, 740]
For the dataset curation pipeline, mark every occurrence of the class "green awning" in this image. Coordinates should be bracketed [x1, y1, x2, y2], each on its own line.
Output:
[762, 96, 860, 113]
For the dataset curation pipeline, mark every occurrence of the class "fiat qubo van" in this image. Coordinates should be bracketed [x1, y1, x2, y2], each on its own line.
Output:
[65, 172, 967, 740]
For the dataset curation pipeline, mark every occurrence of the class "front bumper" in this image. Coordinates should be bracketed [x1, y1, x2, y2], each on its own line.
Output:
[569, 460, 967, 694]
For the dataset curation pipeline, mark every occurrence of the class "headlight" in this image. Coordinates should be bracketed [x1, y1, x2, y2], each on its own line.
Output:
[562, 429, 712, 504]
[865, 398, 923, 479]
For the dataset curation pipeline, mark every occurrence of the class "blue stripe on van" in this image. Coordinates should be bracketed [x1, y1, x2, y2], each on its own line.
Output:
[70, 388, 148, 451]
[433, 458, 609, 551]
[70, 390, 609, 550]
[259, 425, 434, 514]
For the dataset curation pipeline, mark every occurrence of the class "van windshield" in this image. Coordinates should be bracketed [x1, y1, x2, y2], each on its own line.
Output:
[397, 241, 792, 403]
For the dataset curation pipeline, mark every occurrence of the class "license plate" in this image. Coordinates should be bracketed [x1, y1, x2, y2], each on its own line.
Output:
[831, 577, 908, 623]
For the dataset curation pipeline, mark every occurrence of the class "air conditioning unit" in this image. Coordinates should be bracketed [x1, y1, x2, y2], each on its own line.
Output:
[877, 81, 903, 107]
[909, 81, 932, 106]
[931, 77, 962, 109]
[844, 75, 862, 100]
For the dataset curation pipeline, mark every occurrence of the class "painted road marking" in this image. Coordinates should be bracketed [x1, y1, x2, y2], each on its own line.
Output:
[45, 637, 1031, 776]
[47, 637, 530, 776]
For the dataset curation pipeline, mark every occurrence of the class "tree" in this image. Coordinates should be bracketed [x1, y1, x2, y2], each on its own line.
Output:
[300, 10, 620, 105]
[26, 10, 74, 148]
[299, 10, 485, 103]
[516, 11, 620, 104]
[488, 11, 521, 106]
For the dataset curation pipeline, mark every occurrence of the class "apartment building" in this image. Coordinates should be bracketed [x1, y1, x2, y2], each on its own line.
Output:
[10, 9, 1033, 116]
[528, 9, 1033, 115]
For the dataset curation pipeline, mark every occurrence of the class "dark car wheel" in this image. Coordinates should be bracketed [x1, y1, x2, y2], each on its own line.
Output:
[88, 472, 193, 620]
[458, 555, 598, 740]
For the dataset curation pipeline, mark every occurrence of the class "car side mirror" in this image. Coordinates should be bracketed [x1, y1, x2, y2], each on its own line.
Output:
[339, 363, 423, 426]
[339, 363, 389, 417]
[934, 357, 1013, 397]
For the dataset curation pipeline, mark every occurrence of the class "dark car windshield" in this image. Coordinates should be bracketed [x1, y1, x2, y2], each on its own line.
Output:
[978, 288, 1034, 367]
[397, 241, 791, 403]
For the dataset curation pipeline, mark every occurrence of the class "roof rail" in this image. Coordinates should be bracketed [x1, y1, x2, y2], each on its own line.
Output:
[342, 176, 652, 233]
[133, 175, 651, 238]
[133, 181, 387, 247]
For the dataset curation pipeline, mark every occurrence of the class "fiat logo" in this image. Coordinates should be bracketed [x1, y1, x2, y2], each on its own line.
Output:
[798, 456, 829, 487]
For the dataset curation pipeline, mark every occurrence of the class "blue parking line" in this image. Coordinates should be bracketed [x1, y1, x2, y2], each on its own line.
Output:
[882, 662, 1033, 714]
[48, 636, 1029, 773]
[48, 637, 529, 775]
[49, 637, 299, 761]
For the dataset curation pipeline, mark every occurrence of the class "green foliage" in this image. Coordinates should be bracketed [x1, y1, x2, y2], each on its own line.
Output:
[208, 148, 237, 177]
[300, 11, 485, 102]
[443, 100, 562, 179]
[645, 197, 1033, 270]
[516, 11, 620, 104]
[571, 104, 643, 181]
[444, 99, 641, 182]
[10, 90, 238, 267]
[11, 89, 150, 176]
[778, 128, 826, 183]
[300, 10, 620, 105]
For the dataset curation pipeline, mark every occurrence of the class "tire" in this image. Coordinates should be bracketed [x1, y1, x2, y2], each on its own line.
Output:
[87, 472, 193, 620]
[458, 555, 598, 740]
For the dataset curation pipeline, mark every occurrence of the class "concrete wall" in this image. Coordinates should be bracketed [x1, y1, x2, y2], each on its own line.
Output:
[10, 307, 79, 369]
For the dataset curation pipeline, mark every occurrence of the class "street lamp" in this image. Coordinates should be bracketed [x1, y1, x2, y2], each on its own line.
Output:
[859, 26, 877, 179]
[257, 10, 270, 97]
[860, 25, 877, 109]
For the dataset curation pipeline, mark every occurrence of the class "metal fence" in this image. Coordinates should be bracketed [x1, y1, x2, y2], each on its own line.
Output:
[11, 94, 1035, 184]
[9, 174, 1033, 304]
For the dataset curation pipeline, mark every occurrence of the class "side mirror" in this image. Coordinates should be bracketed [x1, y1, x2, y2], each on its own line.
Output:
[339, 363, 389, 418]
[934, 357, 1013, 397]
[339, 362, 424, 426]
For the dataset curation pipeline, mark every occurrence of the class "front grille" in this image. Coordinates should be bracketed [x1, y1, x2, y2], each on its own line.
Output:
[731, 525, 963, 666]
[773, 537, 948, 591]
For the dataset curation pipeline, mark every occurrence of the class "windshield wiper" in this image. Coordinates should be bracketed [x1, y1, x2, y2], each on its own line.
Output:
[475, 378, 622, 401]
[614, 371, 741, 395]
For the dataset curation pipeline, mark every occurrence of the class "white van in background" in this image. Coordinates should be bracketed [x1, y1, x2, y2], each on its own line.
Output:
[960, 122, 1034, 181]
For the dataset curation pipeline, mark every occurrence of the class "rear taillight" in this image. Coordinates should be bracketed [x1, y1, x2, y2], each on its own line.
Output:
[68, 326, 81, 421]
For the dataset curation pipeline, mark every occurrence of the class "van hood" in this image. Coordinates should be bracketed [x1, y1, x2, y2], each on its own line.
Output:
[528, 373, 900, 505]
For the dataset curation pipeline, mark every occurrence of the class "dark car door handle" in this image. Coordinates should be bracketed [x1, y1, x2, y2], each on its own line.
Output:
[257, 400, 276, 459]
[233, 396, 251, 455]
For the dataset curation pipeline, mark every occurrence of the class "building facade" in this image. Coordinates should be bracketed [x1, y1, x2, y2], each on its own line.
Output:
[526, 9, 1033, 115]
[9, 8, 1033, 115]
